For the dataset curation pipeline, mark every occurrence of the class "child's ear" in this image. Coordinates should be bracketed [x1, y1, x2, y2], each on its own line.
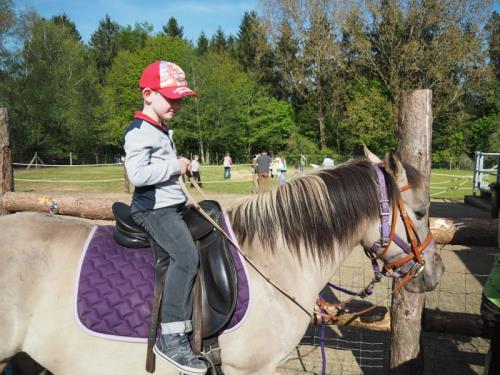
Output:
[142, 88, 153, 103]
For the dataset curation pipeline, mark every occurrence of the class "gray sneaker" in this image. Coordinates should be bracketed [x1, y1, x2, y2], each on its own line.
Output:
[153, 334, 207, 375]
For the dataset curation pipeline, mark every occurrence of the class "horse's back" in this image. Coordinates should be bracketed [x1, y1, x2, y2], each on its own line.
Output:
[0, 212, 93, 363]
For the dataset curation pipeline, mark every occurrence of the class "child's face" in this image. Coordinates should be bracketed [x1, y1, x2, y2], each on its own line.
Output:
[150, 91, 182, 121]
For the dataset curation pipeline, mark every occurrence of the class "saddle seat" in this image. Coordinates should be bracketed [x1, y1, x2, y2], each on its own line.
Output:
[112, 201, 238, 339]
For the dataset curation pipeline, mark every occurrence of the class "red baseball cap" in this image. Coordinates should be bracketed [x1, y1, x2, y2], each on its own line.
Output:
[139, 61, 197, 99]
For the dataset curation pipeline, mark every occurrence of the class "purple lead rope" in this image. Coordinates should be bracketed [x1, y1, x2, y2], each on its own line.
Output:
[319, 292, 327, 375]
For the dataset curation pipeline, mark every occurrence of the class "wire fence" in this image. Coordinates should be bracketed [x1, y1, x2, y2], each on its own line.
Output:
[277, 244, 494, 374]
[12, 152, 480, 170]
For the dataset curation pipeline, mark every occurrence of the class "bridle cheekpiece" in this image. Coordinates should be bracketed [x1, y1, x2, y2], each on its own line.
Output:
[363, 164, 434, 280]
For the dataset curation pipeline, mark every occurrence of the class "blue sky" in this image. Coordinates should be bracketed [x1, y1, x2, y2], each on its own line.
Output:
[14, 0, 260, 42]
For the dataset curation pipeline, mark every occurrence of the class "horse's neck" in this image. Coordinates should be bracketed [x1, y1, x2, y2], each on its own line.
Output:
[243, 236, 355, 308]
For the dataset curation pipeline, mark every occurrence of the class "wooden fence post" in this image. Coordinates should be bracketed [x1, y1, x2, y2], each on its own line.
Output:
[0, 108, 13, 216]
[390, 90, 432, 374]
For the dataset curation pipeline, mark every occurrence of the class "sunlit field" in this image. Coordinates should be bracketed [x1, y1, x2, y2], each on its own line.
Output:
[12, 163, 485, 201]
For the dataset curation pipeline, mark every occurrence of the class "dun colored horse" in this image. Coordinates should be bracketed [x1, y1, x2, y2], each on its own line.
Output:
[0, 150, 444, 374]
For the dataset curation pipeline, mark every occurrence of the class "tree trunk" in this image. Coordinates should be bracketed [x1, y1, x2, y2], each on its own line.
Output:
[0, 109, 13, 216]
[390, 90, 433, 374]
[199, 136, 204, 164]
[2, 192, 119, 220]
[317, 93, 327, 150]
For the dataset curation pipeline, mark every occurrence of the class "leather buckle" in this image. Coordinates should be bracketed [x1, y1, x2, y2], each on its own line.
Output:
[409, 263, 425, 276]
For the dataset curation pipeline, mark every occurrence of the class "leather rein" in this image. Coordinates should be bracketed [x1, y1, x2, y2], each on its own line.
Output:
[179, 175, 314, 318]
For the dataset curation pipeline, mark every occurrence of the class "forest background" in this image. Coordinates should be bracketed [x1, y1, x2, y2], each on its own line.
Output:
[0, 0, 498, 167]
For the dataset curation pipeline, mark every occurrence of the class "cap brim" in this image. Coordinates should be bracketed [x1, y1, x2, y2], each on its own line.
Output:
[157, 86, 197, 99]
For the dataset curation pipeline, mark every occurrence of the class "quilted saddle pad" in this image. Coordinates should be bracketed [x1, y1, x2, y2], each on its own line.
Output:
[75, 221, 250, 342]
[75, 225, 153, 342]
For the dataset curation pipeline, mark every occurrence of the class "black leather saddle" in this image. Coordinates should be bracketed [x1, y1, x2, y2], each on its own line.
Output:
[112, 201, 238, 338]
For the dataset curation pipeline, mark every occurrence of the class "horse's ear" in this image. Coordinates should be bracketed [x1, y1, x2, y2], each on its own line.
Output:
[383, 149, 408, 186]
[363, 144, 382, 164]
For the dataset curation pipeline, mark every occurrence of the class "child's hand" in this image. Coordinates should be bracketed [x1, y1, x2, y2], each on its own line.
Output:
[178, 157, 191, 175]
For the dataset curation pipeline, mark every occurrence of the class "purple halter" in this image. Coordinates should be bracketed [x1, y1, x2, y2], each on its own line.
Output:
[363, 164, 434, 278]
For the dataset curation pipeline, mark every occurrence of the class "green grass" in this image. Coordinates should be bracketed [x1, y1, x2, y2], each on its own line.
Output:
[14, 165, 127, 194]
[430, 169, 473, 200]
[12, 164, 487, 201]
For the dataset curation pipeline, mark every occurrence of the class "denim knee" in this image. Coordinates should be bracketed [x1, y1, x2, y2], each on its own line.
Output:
[174, 248, 199, 276]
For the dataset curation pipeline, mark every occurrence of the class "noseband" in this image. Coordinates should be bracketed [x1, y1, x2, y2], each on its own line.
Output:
[363, 164, 434, 279]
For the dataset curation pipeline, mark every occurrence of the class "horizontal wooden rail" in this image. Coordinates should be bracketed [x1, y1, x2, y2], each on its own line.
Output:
[312, 305, 485, 338]
[2, 192, 120, 220]
[2, 192, 498, 245]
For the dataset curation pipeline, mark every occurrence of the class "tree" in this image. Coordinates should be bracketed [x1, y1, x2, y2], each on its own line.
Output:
[9, 16, 99, 156]
[338, 79, 396, 156]
[236, 11, 260, 71]
[343, 0, 490, 117]
[175, 51, 260, 163]
[247, 96, 296, 154]
[117, 22, 153, 51]
[50, 13, 81, 41]
[226, 35, 239, 59]
[210, 27, 227, 53]
[89, 15, 121, 84]
[0, 0, 15, 56]
[196, 31, 209, 56]
[486, 11, 500, 80]
[162, 17, 184, 39]
[261, 0, 346, 150]
[272, 19, 299, 100]
[236, 10, 274, 88]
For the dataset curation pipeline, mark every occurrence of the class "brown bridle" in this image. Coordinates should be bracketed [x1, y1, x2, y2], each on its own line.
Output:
[363, 165, 434, 280]
[315, 165, 435, 321]
[375, 189, 432, 276]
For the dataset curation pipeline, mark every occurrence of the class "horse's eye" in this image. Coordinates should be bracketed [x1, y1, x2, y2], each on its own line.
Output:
[414, 210, 426, 220]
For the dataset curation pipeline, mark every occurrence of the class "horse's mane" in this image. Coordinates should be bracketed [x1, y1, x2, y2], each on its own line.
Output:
[228, 158, 423, 263]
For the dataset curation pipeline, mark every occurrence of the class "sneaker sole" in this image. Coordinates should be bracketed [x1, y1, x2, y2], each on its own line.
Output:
[153, 345, 207, 375]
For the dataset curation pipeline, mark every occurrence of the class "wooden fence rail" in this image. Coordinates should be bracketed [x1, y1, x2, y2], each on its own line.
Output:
[3, 191, 498, 245]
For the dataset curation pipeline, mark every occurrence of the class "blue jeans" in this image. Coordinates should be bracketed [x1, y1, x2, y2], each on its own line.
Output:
[131, 203, 199, 334]
[224, 167, 231, 179]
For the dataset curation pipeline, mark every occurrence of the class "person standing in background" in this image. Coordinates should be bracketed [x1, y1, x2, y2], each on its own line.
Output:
[322, 155, 334, 168]
[273, 157, 280, 178]
[256, 151, 273, 193]
[278, 170, 286, 186]
[280, 155, 287, 173]
[223, 153, 232, 179]
[251, 154, 259, 194]
[300, 153, 306, 174]
[190, 155, 202, 188]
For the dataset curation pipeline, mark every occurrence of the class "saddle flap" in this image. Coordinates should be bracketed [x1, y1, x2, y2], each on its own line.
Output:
[197, 217, 238, 338]
[183, 200, 222, 240]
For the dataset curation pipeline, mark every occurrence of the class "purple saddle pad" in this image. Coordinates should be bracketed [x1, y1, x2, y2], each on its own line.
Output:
[75, 222, 250, 342]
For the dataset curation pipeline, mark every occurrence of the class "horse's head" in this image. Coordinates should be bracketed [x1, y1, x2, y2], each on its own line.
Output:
[363, 147, 444, 293]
